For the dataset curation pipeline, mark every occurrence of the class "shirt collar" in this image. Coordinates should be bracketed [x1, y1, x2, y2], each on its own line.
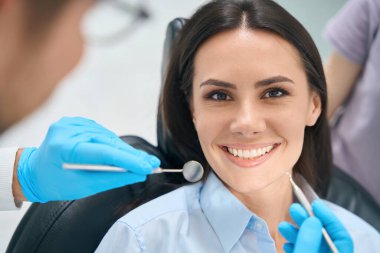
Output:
[200, 172, 253, 252]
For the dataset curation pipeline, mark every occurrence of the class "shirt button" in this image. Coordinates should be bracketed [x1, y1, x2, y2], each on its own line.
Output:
[255, 222, 263, 231]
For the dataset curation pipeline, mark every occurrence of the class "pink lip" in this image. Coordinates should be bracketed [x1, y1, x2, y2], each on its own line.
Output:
[221, 143, 280, 168]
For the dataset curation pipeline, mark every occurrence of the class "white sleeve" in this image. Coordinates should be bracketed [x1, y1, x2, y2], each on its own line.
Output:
[0, 147, 22, 210]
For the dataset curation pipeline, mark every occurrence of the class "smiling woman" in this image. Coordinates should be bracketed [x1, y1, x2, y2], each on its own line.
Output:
[191, 28, 322, 198]
[96, 0, 380, 252]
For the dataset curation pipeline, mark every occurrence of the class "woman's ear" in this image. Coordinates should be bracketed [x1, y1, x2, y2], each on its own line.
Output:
[192, 118, 197, 132]
[189, 100, 197, 125]
[192, 111, 197, 130]
[306, 92, 322, 126]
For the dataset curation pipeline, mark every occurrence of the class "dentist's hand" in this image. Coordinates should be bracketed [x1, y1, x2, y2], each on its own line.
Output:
[16, 117, 160, 203]
[278, 199, 354, 253]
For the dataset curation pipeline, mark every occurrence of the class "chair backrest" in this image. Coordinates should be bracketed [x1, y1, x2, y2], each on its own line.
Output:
[7, 17, 380, 253]
[327, 166, 380, 230]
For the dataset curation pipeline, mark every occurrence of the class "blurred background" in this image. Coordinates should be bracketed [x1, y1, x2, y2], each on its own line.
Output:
[0, 0, 346, 251]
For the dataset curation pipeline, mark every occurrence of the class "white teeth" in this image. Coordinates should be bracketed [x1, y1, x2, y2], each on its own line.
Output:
[226, 145, 274, 159]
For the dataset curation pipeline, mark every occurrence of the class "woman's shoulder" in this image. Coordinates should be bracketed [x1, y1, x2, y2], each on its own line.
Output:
[323, 200, 380, 251]
[117, 182, 203, 229]
[96, 183, 205, 252]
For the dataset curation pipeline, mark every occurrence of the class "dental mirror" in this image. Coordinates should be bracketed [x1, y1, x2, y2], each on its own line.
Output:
[153, 160, 204, 183]
[63, 160, 204, 183]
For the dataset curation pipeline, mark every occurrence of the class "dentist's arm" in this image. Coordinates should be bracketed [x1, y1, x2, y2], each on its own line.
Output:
[13, 117, 160, 203]
[279, 200, 353, 253]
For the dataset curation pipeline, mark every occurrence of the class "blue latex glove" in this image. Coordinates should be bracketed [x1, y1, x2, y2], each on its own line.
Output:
[278, 199, 354, 253]
[17, 117, 160, 203]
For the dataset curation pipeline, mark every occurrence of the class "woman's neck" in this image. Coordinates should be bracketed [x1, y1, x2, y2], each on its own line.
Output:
[232, 176, 293, 249]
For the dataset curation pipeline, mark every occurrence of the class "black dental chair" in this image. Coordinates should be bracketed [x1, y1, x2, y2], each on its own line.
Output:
[6, 18, 380, 253]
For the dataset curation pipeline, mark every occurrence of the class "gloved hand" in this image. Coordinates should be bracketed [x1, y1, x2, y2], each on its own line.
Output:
[17, 117, 160, 203]
[278, 199, 354, 253]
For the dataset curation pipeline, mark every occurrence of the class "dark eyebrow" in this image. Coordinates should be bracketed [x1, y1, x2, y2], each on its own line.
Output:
[255, 75, 294, 88]
[199, 79, 236, 89]
[199, 75, 294, 89]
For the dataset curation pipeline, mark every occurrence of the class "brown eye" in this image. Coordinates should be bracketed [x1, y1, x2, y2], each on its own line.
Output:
[263, 88, 288, 98]
[209, 91, 231, 101]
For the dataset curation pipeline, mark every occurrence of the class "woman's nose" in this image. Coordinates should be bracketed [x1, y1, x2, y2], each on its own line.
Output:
[229, 102, 266, 136]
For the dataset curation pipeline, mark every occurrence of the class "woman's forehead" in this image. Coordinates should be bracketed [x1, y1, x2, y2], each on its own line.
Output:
[193, 28, 305, 83]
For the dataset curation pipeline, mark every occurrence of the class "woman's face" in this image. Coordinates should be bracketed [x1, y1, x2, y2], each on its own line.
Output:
[191, 29, 321, 196]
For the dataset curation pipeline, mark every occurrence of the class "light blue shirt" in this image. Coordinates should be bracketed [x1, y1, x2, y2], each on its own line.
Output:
[96, 172, 380, 252]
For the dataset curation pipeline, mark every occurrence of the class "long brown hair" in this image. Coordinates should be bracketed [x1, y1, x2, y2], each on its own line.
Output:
[158, 0, 332, 195]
